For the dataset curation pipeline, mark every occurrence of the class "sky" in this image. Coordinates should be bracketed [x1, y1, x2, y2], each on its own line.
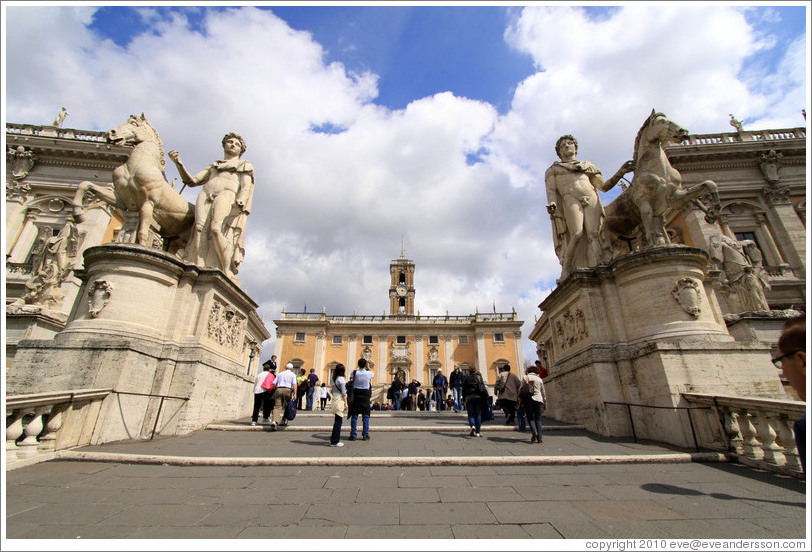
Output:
[2, 2, 809, 364]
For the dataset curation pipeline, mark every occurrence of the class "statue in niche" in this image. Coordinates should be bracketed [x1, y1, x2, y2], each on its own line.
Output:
[10, 221, 82, 310]
[52, 107, 68, 128]
[709, 234, 771, 312]
[7, 146, 37, 181]
[545, 134, 634, 281]
[169, 132, 254, 278]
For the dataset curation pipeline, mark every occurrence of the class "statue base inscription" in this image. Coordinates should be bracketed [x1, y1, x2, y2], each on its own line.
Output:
[8, 243, 270, 443]
[531, 246, 787, 448]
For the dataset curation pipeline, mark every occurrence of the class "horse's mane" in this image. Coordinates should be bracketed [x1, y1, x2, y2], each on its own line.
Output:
[632, 111, 666, 163]
[131, 115, 167, 173]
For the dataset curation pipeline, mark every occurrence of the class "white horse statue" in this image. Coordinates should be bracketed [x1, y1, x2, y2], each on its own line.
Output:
[72, 113, 194, 250]
[605, 110, 720, 247]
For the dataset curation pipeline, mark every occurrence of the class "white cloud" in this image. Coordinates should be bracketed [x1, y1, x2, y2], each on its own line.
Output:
[4, 5, 806, 364]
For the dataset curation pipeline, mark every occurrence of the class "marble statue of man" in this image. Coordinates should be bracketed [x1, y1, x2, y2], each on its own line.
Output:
[168, 133, 254, 279]
[545, 135, 633, 281]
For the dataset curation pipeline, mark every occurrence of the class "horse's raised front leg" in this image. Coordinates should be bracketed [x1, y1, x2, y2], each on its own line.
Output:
[72, 181, 119, 222]
[138, 199, 156, 246]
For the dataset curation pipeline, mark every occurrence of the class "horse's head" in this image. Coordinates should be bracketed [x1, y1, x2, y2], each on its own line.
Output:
[633, 110, 688, 162]
[108, 113, 155, 146]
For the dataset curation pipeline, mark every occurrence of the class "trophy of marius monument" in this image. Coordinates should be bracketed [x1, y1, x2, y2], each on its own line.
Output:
[531, 110, 788, 449]
[8, 114, 270, 441]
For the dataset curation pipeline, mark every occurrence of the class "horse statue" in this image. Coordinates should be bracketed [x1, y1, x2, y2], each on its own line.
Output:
[604, 110, 721, 248]
[72, 113, 194, 251]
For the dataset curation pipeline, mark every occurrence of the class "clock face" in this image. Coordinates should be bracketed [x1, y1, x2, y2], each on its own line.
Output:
[396, 285, 407, 296]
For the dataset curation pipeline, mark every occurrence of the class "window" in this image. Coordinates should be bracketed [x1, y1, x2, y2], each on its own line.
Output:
[294, 332, 306, 342]
[396, 335, 406, 344]
[363, 335, 373, 345]
[332, 335, 343, 345]
[399, 273, 406, 284]
[493, 333, 505, 344]
[458, 335, 469, 345]
[429, 335, 439, 344]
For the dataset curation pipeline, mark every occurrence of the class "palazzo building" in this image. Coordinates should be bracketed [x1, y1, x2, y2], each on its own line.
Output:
[273, 252, 525, 394]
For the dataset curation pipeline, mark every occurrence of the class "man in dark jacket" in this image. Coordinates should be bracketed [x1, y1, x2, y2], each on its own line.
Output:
[494, 364, 521, 425]
[432, 369, 448, 411]
[389, 377, 404, 410]
[449, 366, 464, 412]
[407, 379, 421, 411]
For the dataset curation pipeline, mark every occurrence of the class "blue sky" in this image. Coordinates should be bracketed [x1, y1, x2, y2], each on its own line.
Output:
[4, 3, 809, 363]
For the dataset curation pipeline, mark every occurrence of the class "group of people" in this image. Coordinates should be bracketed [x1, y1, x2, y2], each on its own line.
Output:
[252, 355, 329, 428]
[329, 358, 374, 447]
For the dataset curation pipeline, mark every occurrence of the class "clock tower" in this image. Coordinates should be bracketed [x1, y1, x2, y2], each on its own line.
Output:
[389, 249, 415, 315]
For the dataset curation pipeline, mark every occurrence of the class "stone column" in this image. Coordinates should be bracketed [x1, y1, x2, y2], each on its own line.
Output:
[475, 332, 486, 380]
[414, 335, 424, 379]
[313, 331, 326, 374]
[762, 186, 805, 276]
[752, 212, 785, 268]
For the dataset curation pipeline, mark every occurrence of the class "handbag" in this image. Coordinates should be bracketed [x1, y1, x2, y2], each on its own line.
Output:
[260, 372, 275, 391]
[284, 397, 297, 420]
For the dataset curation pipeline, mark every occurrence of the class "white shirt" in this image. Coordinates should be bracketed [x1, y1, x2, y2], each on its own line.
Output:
[275, 369, 297, 389]
[320, 386, 329, 398]
[352, 369, 374, 390]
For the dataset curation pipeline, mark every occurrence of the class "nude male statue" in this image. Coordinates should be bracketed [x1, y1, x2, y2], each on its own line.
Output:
[168, 133, 254, 278]
[545, 135, 633, 281]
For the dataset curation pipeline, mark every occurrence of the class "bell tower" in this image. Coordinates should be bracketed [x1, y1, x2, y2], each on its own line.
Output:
[389, 249, 415, 315]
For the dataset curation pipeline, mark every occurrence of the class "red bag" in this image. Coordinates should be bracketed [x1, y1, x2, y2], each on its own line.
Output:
[261, 372, 276, 390]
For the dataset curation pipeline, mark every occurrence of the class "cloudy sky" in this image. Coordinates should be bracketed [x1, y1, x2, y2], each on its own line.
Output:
[3, 3, 808, 363]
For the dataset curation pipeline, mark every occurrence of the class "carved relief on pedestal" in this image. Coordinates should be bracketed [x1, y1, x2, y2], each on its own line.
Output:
[554, 306, 589, 350]
[87, 280, 113, 318]
[671, 278, 702, 319]
[207, 298, 246, 351]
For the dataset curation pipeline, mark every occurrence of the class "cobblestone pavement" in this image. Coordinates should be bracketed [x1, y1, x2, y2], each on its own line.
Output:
[4, 411, 807, 541]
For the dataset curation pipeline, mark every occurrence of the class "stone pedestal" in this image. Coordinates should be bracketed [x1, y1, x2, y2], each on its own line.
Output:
[531, 246, 788, 448]
[9, 243, 270, 442]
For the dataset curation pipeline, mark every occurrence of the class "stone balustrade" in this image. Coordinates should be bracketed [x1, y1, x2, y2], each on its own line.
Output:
[682, 393, 805, 477]
[6, 122, 108, 142]
[675, 127, 806, 147]
[6, 389, 111, 467]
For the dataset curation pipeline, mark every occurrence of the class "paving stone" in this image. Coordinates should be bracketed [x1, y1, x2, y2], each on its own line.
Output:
[488, 500, 596, 525]
[748, 515, 807, 538]
[356, 487, 440, 503]
[345, 524, 453, 539]
[438, 486, 523, 502]
[237, 525, 348, 538]
[652, 495, 772, 520]
[398, 475, 470, 488]
[520, 522, 565, 539]
[651, 518, 783, 539]
[571, 499, 685, 521]
[98, 503, 219, 527]
[7, 502, 130, 526]
[305, 503, 399, 526]
[450, 523, 534, 538]
[324, 475, 398, 489]
[515, 484, 606, 501]
[129, 525, 244, 538]
[399, 502, 495, 525]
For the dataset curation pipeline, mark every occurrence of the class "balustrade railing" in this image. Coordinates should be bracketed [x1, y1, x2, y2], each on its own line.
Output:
[280, 312, 518, 322]
[6, 122, 108, 142]
[682, 393, 805, 478]
[675, 127, 806, 147]
[6, 389, 111, 464]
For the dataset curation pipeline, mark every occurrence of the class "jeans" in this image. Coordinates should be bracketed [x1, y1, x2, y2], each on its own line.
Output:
[500, 399, 517, 424]
[517, 403, 527, 431]
[392, 394, 401, 411]
[306, 387, 316, 410]
[526, 399, 544, 437]
[452, 386, 463, 410]
[330, 414, 343, 445]
[320, 397, 327, 410]
[350, 414, 370, 438]
[433, 389, 445, 410]
[466, 396, 482, 433]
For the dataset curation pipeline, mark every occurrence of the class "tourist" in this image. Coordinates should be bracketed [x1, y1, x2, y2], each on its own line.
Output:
[433, 369, 448, 411]
[329, 364, 348, 447]
[349, 358, 374, 441]
[449, 366, 464, 412]
[389, 377, 404, 410]
[268, 354, 278, 372]
[250, 362, 274, 426]
[417, 389, 427, 411]
[168, 133, 254, 278]
[494, 364, 521, 426]
[407, 378, 421, 411]
[521, 364, 547, 443]
[445, 394, 455, 411]
[462, 366, 487, 437]
[270, 363, 297, 430]
[775, 316, 806, 472]
[306, 368, 319, 410]
[296, 368, 308, 410]
[319, 382, 330, 410]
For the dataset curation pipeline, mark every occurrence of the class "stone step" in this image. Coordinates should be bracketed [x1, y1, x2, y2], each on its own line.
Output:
[206, 423, 585, 432]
